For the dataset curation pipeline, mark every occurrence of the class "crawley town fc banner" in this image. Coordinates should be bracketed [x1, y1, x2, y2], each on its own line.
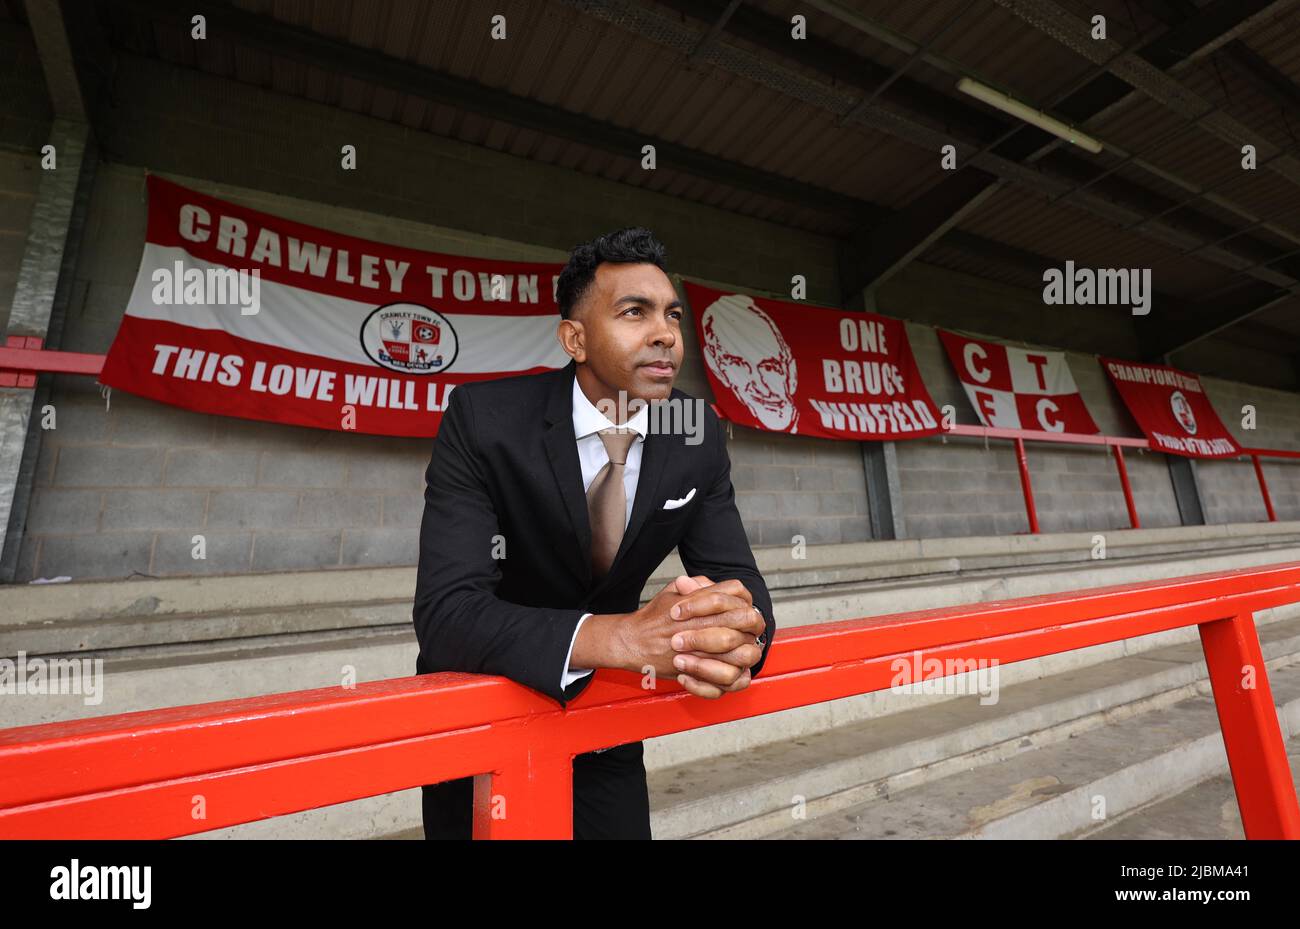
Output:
[99, 176, 570, 436]
[938, 330, 1099, 434]
[1101, 358, 1242, 458]
[682, 281, 942, 441]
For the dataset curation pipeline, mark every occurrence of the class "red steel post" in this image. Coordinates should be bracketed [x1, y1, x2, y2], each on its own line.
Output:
[473, 754, 574, 839]
[1198, 612, 1300, 839]
[1014, 437, 1040, 533]
[1251, 455, 1278, 522]
[1111, 445, 1141, 529]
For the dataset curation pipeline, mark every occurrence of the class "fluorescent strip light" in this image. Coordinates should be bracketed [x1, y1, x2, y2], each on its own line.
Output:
[956, 77, 1104, 154]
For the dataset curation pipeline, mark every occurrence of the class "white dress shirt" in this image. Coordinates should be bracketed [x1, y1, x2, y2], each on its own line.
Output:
[561, 376, 649, 690]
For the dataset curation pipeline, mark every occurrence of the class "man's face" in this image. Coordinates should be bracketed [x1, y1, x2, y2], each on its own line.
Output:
[565, 262, 684, 404]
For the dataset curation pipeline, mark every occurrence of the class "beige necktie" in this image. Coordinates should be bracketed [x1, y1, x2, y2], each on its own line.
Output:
[587, 428, 638, 579]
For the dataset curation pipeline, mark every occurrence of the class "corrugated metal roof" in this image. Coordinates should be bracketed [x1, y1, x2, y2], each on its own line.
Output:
[140, 0, 941, 230]
[1253, 297, 1300, 337]
[949, 184, 1243, 299]
[0, 0, 26, 24]
[921, 241, 1044, 292]
[94, 0, 1300, 360]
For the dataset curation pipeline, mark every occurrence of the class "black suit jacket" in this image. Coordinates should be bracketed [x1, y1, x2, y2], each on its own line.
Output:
[412, 359, 776, 706]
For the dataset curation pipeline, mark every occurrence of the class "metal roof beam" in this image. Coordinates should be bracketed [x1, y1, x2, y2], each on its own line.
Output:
[1016, 0, 1280, 156]
[937, 227, 1200, 316]
[644, 0, 1300, 298]
[1138, 0, 1300, 116]
[839, 0, 1278, 292]
[24, 0, 88, 119]
[686, 0, 743, 63]
[795, 0, 1300, 255]
[1140, 282, 1295, 358]
[840, 170, 1003, 299]
[989, 0, 1300, 191]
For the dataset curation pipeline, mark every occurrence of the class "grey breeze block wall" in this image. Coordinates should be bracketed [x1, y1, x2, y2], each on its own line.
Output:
[1199, 376, 1300, 525]
[7, 55, 1298, 582]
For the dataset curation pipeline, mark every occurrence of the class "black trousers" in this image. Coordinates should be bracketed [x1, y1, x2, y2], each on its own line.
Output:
[421, 740, 652, 839]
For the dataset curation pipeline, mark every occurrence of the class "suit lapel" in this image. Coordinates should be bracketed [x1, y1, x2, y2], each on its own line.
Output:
[543, 361, 592, 586]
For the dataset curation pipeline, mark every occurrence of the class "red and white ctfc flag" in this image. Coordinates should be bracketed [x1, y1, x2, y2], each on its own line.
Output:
[99, 176, 570, 437]
[938, 330, 1099, 434]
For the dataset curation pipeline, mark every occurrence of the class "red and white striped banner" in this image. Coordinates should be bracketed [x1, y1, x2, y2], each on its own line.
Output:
[99, 176, 570, 436]
[938, 330, 1099, 434]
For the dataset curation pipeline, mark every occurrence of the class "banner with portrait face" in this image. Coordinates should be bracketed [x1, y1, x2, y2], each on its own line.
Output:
[682, 281, 943, 441]
[1101, 358, 1242, 458]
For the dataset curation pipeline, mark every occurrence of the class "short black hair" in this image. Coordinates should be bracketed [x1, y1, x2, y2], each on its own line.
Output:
[555, 227, 668, 320]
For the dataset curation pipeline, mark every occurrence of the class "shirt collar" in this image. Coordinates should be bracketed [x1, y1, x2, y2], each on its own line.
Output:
[572, 375, 649, 441]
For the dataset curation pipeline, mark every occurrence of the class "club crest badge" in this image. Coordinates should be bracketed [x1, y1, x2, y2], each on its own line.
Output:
[1169, 390, 1198, 435]
[360, 303, 459, 374]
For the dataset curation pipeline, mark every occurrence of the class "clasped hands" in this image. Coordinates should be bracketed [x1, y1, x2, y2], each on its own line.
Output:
[608, 574, 766, 699]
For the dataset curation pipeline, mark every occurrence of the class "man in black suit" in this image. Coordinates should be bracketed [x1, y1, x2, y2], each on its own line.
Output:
[413, 227, 775, 839]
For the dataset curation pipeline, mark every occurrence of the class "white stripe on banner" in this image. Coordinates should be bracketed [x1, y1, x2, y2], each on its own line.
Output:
[961, 385, 1020, 428]
[125, 244, 571, 373]
[1007, 346, 1081, 396]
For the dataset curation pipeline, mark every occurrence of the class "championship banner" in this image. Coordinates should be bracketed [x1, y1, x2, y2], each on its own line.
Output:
[99, 176, 570, 437]
[682, 281, 942, 440]
[937, 330, 1099, 434]
[1101, 358, 1242, 458]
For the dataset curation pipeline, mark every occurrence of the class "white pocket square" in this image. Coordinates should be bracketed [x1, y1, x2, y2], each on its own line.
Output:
[662, 487, 696, 510]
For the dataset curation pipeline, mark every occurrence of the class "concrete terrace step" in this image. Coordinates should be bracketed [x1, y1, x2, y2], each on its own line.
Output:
[6, 521, 1300, 658]
[1074, 736, 1300, 840]
[757, 651, 1300, 840]
[648, 614, 1300, 839]
[9, 542, 1300, 739]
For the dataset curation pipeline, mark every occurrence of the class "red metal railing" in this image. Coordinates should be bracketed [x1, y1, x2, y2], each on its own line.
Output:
[2, 561, 1299, 839]
[0, 339, 103, 386]
[944, 423, 1298, 534]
